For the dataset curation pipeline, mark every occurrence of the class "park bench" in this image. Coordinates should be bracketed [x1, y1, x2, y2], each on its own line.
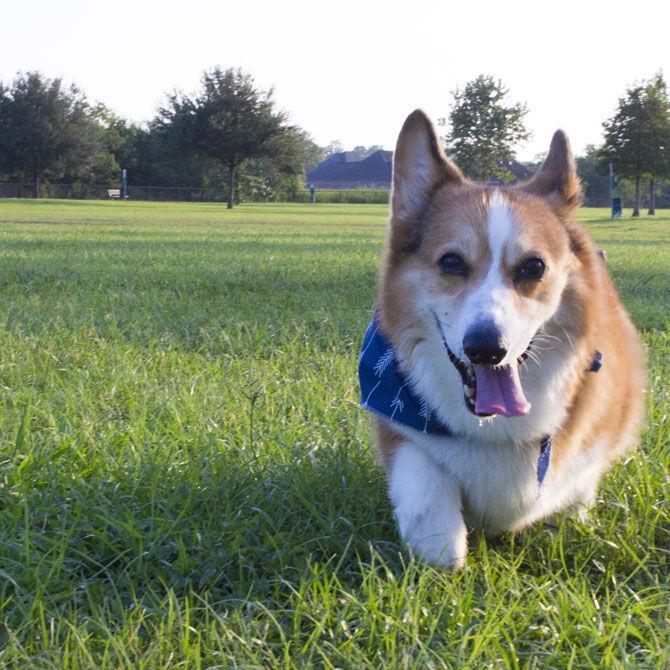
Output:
[107, 189, 121, 199]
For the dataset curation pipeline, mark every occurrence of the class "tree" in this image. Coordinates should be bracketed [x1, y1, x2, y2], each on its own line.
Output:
[351, 145, 384, 160]
[298, 132, 324, 173]
[600, 73, 670, 216]
[0, 72, 111, 197]
[323, 140, 344, 159]
[444, 75, 530, 182]
[94, 105, 143, 178]
[239, 128, 321, 201]
[576, 145, 611, 205]
[159, 67, 291, 208]
[641, 74, 670, 214]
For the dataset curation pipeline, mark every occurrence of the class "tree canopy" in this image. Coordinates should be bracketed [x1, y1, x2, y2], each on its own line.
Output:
[2, 66, 669, 209]
[159, 67, 293, 208]
[0, 72, 113, 197]
[445, 75, 530, 182]
[600, 73, 670, 215]
[0, 68, 317, 203]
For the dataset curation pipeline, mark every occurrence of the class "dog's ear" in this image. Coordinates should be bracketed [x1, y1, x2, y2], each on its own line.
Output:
[520, 130, 582, 216]
[391, 109, 464, 226]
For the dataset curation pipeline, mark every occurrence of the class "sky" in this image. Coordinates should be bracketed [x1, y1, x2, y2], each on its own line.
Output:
[2, 0, 669, 161]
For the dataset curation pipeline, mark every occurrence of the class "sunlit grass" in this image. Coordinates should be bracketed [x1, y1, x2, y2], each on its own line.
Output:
[0, 199, 667, 667]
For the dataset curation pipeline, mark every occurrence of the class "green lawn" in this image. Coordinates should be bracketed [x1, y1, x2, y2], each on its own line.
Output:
[0, 199, 668, 668]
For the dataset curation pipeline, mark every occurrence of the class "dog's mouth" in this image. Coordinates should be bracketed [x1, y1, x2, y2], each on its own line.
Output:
[435, 319, 532, 418]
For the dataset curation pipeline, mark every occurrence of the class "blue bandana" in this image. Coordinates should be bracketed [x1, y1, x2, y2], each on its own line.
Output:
[358, 311, 603, 485]
[358, 313, 452, 436]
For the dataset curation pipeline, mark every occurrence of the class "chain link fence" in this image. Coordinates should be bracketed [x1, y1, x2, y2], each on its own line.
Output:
[0, 181, 667, 208]
[0, 182, 230, 202]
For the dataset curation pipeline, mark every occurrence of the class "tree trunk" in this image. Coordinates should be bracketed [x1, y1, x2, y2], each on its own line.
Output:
[632, 174, 640, 217]
[33, 175, 41, 199]
[648, 176, 655, 215]
[227, 165, 235, 209]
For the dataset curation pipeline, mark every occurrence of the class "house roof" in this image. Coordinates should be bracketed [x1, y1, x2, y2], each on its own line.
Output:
[308, 150, 393, 182]
[498, 160, 533, 181]
[307, 150, 531, 184]
[322, 151, 365, 164]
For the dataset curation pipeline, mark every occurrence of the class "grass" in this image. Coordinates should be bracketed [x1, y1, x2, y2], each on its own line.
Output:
[295, 190, 391, 204]
[0, 199, 667, 668]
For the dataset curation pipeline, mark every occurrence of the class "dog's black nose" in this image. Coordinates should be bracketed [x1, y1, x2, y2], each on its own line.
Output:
[463, 325, 507, 366]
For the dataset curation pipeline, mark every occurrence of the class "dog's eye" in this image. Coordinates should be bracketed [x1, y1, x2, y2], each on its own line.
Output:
[438, 253, 468, 277]
[516, 257, 545, 281]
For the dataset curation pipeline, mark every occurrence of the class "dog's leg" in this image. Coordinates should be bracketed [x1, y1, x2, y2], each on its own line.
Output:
[389, 441, 467, 569]
[574, 486, 599, 522]
[571, 455, 605, 522]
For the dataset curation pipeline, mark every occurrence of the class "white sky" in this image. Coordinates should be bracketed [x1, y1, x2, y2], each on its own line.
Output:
[2, 0, 669, 161]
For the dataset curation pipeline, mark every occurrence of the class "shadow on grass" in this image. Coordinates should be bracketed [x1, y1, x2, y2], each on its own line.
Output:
[3, 258, 666, 347]
[610, 268, 670, 330]
[0, 236, 382, 354]
[3, 439, 642, 625]
[0, 447, 400, 613]
[1, 198, 136, 208]
[585, 215, 670, 225]
[605, 238, 670, 247]
[0, 237, 384, 255]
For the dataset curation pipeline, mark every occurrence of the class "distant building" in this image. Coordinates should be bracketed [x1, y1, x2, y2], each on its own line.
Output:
[307, 151, 534, 190]
[307, 150, 393, 189]
[489, 160, 534, 183]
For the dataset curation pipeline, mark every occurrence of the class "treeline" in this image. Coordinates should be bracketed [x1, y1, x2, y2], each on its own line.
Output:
[0, 68, 324, 206]
[441, 74, 670, 214]
[1, 68, 669, 212]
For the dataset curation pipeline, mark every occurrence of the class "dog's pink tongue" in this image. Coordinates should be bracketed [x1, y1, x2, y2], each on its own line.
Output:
[473, 363, 531, 417]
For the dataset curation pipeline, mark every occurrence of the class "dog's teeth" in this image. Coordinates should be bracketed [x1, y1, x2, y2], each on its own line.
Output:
[464, 385, 474, 398]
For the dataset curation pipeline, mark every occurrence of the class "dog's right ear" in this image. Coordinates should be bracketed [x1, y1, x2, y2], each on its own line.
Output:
[391, 110, 464, 226]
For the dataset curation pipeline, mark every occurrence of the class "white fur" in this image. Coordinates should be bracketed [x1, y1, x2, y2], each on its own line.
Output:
[472, 191, 530, 361]
[448, 191, 558, 364]
[395, 191, 577, 443]
[487, 191, 515, 266]
[389, 442, 467, 567]
[388, 428, 606, 562]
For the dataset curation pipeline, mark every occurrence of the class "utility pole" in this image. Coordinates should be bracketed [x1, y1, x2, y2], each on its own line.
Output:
[120, 168, 127, 200]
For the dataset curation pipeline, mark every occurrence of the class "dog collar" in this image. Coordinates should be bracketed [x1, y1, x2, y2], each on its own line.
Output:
[358, 312, 602, 485]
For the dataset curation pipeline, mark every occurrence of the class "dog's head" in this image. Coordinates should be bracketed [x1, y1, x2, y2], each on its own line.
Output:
[380, 110, 585, 428]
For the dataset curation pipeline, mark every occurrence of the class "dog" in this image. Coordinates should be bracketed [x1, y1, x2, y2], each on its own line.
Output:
[358, 110, 646, 568]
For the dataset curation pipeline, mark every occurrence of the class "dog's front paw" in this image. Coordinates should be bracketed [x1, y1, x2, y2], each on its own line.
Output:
[390, 443, 468, 569]
[396, 505, 468, 569]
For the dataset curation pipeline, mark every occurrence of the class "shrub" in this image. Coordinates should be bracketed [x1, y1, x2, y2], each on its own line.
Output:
[292, 189, 390, 204]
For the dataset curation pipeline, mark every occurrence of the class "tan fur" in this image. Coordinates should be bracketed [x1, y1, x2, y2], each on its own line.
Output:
[515, 140, 645, 470]
[372, 110, 646, 566]
[544, 244, 646, 470]
[376, 420, 404, 473]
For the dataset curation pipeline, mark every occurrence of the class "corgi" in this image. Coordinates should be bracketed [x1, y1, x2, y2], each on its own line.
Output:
[358, 110, 646, 568]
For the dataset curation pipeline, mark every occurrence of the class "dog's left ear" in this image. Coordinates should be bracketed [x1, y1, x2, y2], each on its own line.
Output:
[519, 130, 582, 216]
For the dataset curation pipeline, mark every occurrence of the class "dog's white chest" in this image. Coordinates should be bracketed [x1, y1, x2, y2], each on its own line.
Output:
[395, 429, 586, 535]
[438, 436, 544, 533]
